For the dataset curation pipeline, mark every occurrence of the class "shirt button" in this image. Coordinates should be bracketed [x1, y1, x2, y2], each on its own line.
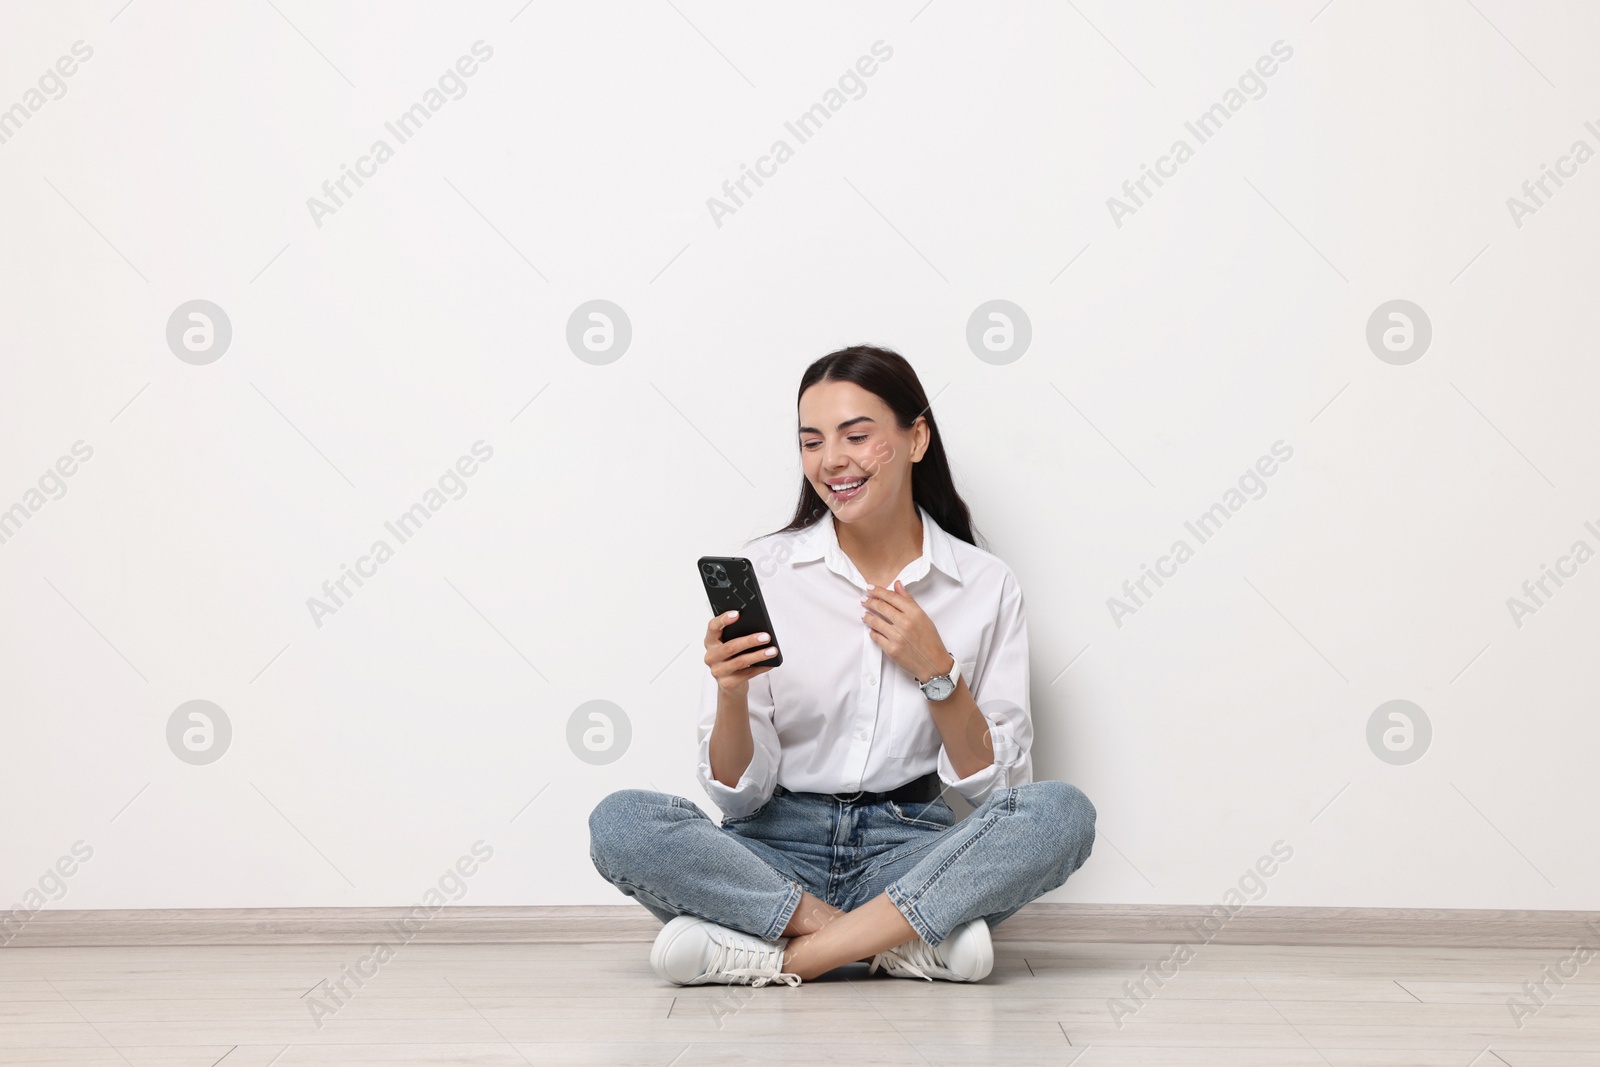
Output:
[856, 730, 868, 741]
[867, 676, 876, 686]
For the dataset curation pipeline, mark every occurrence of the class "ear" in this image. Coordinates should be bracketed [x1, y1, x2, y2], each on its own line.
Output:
[911, 415, 930, 463]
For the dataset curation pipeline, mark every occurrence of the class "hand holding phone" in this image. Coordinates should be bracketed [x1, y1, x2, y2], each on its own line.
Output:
[699, 556, 782, 692]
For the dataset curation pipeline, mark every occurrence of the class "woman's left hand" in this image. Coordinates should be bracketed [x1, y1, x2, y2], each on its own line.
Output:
[861, 580, 953, 686]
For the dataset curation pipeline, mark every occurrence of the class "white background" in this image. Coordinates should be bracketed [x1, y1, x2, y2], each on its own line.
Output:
[1, 0, 1596, 912]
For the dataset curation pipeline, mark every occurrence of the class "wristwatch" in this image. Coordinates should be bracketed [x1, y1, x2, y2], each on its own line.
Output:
[919, 654, 961, 701]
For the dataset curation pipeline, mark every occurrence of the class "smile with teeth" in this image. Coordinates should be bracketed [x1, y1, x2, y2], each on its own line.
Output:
[828, 476, 869, 500]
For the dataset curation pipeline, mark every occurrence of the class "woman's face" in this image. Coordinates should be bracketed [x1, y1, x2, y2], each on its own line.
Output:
[797, 379, 927, 524]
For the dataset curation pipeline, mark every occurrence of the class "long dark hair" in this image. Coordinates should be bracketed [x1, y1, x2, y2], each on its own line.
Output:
[765, 345, 981, 548]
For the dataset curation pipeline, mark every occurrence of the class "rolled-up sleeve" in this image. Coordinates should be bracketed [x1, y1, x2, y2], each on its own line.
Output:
[937, 568, 1035, 807]
[695, 668, 782, 819]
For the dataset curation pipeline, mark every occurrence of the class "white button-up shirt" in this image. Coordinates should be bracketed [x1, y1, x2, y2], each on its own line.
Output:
[696, 504, 1035, 819]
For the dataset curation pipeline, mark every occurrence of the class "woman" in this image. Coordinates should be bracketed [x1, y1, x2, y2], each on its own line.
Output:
[588, 345, 1096, 987]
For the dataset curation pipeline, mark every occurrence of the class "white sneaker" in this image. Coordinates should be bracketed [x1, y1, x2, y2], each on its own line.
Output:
[650, 915, 802, 987]
[868, 917, 993, 982]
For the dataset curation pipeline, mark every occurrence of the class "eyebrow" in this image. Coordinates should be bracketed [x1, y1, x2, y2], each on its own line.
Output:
[797, 416, 876, 435]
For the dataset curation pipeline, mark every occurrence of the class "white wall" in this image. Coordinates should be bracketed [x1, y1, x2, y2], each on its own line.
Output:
[2, 1, 1596, 917]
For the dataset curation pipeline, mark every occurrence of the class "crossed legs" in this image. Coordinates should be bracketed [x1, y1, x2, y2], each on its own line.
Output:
[780, 890, 917, 980]
[589, 780, 1096, 981]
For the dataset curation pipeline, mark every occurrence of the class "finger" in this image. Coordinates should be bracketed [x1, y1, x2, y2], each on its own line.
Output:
[725, 630, 773, 653]
[860, 610, 893, 642]
[709, 633, 774, 669]
[730, 645, 781, 669]
[711, 647, 774, 679]
[704, 610, 741, 645]
[873, 581, 918, 614]
[887, 588, 924, 618]
[860, 602, 895, 629]
[707, 621, 762, 656]
[733, 662, 778, 681]
[862, 589, 908, 621]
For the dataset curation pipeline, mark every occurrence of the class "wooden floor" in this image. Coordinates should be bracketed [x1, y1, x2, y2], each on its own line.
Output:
[2, 938, 1597, 1065]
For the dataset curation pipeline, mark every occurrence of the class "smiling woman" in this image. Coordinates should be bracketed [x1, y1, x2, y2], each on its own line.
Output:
[588, 344, 1097, 990]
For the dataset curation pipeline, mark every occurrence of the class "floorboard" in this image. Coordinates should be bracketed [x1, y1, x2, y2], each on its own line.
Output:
[0, 940, 1594, 1065]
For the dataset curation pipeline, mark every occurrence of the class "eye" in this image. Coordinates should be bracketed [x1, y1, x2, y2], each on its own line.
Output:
[848, 435, 868, 444]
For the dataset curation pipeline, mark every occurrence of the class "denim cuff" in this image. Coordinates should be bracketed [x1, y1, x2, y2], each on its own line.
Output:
[884, 881, 942, 945]
[764, 879, 804, 942]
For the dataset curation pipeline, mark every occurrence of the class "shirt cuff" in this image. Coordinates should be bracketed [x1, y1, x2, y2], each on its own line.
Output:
[698, 743, 775, 820]
[937, 746, 1004, 807]
[936, 715, 1022, 807]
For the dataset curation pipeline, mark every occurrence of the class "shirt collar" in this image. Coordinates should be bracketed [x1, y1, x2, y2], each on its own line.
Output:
[789, 503, 962, 585]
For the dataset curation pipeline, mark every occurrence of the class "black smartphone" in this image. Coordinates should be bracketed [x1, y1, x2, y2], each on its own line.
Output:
[697, 556, 782, 669]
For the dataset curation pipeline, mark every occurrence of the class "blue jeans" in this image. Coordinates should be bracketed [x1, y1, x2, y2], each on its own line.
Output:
[588, 779, 1095, 947]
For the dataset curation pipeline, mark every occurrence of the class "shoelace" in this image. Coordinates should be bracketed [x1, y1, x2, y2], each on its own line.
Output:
[869, 937, 943, 981]
[704, 932, 802, 988]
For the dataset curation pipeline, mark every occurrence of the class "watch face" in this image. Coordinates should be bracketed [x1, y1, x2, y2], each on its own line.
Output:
[924, 675, 955, 700]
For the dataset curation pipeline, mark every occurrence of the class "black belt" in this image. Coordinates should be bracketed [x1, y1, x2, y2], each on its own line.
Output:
[781, 771, 943, 807]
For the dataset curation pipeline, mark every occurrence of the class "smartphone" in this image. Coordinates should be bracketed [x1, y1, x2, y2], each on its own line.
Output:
[697, 556, 782, 669]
